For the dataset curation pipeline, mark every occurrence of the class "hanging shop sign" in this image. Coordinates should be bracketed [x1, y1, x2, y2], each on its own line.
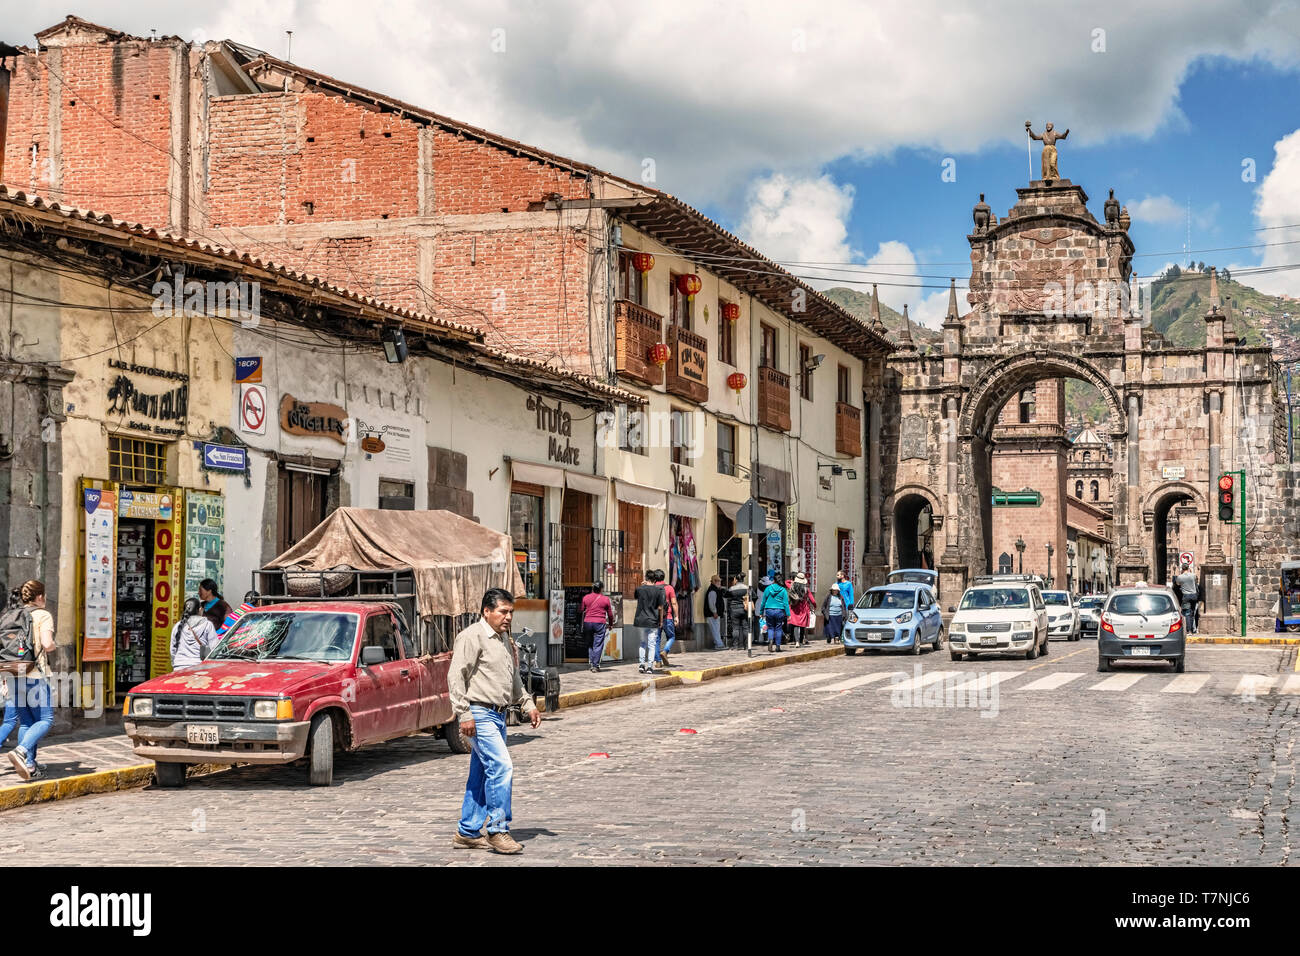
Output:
[106, 367, 189, 437]
[202, 443, 247, 472]
[361, 435, 386, 454]
[82, 488, 117, 662]
[355, 419, 412, 464]
[150, 494, 184, 678]
[234, 356, 263, 383]
[280, 394, 348, 444]
[240, 384, 267, 436]
[184, 492, 225, 604]
[676, 341, 706, 385]
[118, 490, 174, 521]
[527, 395, 580, 466]
[670, 463, 696, 498]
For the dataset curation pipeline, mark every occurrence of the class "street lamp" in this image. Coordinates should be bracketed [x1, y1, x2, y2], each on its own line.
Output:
[1015, 535, 1026, 574]
[1046, 542, 1054, 589]
[1067, 542, 1076, 592]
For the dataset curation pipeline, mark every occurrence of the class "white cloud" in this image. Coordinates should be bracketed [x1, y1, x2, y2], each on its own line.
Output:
[738, 173, 859, 289]
[864, 241, 967, 330]
[1128, 195, 1184, 224]
[1241, 128, 1300, 298]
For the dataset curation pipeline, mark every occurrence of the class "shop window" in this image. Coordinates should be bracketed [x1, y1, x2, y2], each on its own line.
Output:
[510, 483, 546, 599]
[718, 299, 735, 366]
[760, 323, 778, 370]
[108, 436, 168, 486]
[717, 422, 737, 475]
[617, 251, 645, 305]
[669, 273, 693, 330]
[378, 478, 415, 510]
[799, 344, 813, 401]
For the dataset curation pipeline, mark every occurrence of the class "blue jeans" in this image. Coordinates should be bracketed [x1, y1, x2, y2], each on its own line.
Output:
[16, 678, 53, 766]
[583, 622, 608, 667]
[639, 627, 659, 666]
[659, 618, 677, 656]
[707, 617, 723, 649]
[458, 706, 513, 836]
[0, 675, 18, 746]
[765, 610, 787, 647]
[1181, 599, 1197, 634]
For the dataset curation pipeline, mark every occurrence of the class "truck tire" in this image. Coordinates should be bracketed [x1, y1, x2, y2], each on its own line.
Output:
[443, 720, 473, 754]
[154, 761, 187, 788]
[308, 713, 334, 786]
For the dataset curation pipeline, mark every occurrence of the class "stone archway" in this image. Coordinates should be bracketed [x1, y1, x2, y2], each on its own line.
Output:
[1143, 482, 1208, 586]
[885, 484, 943, 570]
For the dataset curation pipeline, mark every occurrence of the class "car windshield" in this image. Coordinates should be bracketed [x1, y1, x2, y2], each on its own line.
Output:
[960, 588, 1030, 610]
[209, 611, 359, 662]
[889, 571, 934, 584]
[1043, 592, 1070, 606]
[1078, 597, 1105, 609]
[859, 589, 915, 610]
[1108, 592, 1176, 616]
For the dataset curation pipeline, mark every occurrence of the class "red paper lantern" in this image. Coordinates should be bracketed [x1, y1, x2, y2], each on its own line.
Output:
[676, 273, 702, 301]
[649, 343, 671, 368]
[721, 302, 741, 322]
[727, 371, 747, 394]
[632, 252, 655, 274]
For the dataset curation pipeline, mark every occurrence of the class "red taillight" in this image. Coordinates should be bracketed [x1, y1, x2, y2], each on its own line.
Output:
[1168, 618, 1183, 634]
[1100, 615, 1115, 634]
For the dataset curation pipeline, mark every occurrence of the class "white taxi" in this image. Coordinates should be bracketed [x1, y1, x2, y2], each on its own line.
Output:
[947, 575, 1049, 661]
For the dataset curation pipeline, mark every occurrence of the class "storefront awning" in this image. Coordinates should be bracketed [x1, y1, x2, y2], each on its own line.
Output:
[713, 498, 744, 521]
[668, 493, 707, 520]
[614, 479, 667, 510]
[565, 472, 608, 497]
[510, 459, 566, 489]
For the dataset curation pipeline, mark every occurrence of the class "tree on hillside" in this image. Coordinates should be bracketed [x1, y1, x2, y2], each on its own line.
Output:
[1165, 264, 1182, 280]
[1221, 268, 1231, 282]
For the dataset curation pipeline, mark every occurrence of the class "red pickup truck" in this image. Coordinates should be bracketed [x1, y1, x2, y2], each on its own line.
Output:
[122, 600, 469, 786]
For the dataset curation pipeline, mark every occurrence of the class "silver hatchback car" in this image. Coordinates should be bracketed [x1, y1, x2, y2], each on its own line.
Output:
[1097, 586, 1186, 672]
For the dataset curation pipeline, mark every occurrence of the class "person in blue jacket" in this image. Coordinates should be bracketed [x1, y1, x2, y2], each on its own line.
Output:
[758, 576, 790, 652]
[836, 570, 855, 612]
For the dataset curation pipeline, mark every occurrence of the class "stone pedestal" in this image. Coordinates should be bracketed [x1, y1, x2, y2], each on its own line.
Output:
[1116, 545, 1148, 587]
[938, 563, 968, 610]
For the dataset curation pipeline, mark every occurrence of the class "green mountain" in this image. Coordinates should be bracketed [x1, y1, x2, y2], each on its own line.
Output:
[1148, 268, 1287, 348]
[820, 286, 939, 342]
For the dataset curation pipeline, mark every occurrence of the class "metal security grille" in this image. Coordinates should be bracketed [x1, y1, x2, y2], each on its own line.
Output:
[109, 436, 167, 485]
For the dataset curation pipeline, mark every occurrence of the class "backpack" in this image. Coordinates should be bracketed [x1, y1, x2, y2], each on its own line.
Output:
[0, 604, 35, 666]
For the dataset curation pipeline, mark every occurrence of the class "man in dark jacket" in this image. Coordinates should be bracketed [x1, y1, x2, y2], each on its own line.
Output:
[704, 575, 726, 650]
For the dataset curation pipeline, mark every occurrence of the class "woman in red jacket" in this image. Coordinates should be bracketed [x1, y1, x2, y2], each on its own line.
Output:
[787, 572, 813, 647]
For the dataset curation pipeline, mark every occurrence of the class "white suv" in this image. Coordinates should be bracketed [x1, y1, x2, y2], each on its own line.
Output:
[948, 576, 1049, 661]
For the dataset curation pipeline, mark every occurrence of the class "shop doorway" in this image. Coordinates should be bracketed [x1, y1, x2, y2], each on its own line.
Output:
[716, 510, 741, 583]
[114, 518, 153, 693]
[277, 464, 333, 554]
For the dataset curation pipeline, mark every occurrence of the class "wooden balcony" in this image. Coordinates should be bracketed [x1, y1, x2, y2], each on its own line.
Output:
[836, 402, 862, 457]
[757, 366, 791, 432]
[615, 299, 664, 388]
[664, 325, 708, 404]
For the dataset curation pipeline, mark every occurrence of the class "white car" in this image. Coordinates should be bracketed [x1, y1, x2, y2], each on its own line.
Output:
[947, 576, 1049, 661]
[1042, 590, 1080, 641]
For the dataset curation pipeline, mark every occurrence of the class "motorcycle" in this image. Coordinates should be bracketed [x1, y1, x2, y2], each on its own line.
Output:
[507, 627, 560, 725]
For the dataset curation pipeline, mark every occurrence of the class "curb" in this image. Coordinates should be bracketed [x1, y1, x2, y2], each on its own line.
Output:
[1188, 636, 1300, 646]
[5, 648, 840, 811]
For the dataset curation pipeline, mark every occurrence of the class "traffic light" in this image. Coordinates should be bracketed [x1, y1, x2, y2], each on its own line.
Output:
[1218, 474, 1235, 521]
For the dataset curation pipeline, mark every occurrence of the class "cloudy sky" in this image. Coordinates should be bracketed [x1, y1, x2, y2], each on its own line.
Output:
[8, 0, 1300, 326]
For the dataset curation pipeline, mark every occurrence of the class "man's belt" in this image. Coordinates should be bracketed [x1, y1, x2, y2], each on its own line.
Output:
[470, 701, 508, 714]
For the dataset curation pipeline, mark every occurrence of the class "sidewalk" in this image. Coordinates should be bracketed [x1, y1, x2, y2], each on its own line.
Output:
[0, 640, 840, 813]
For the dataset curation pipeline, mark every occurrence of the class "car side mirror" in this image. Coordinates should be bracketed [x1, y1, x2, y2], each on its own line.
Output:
[360, 645, 387, 666]
[947, 606, 956, 614]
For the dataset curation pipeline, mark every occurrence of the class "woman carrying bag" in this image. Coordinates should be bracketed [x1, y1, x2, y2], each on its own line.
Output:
[171, 598, 219, 668]
[6, 580, 57, 781]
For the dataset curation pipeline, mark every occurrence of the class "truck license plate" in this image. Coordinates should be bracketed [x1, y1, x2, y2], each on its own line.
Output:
[1130, 647, 1151, 657]
[981, 636, 997, 646]
[186, 725, 220, 745]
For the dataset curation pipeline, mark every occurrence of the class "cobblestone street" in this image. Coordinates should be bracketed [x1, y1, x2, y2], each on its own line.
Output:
[7, 642, 1296, 865]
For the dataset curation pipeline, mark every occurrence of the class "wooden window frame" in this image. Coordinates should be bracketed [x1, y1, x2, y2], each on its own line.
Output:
[799, 343, 813, 401]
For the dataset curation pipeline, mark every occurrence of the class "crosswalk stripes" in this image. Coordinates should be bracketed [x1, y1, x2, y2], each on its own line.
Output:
[1233, 675, 1277, 696]
[1283, 675, 1300, 695]
[1162, 674, 1211, 694]
[758, 671, 846, 691]
[1089, 673, 1146, 691]
[888, 669, 954, 694]
[948, 671, 1022, 690]
[1017, 672, 1085, 691]
[815, 672, 904, 692]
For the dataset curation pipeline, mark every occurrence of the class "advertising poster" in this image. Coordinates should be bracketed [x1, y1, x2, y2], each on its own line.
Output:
[119, 490, 174, 520]
[150, 500, 184, 678]
[548, 589, 565, 646]
[82, 488, 117, 662]
[184, 492, 226, 602]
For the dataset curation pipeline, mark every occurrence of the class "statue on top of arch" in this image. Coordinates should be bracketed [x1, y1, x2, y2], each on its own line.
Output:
[1026, 121, 1069, 181]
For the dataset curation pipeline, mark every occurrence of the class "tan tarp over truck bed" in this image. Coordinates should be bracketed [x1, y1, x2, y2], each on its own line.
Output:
[265, 507, 525, 620]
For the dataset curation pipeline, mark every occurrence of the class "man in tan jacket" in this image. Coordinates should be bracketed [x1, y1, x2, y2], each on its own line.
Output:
[449, 588, 541, 854]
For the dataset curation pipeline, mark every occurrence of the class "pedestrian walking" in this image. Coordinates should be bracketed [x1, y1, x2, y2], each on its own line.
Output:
[788, 573, 813, 646]
[580, 582, 614, 672]
[198, 579, 232, 632]
[4, 580, 56, 781]
[836, 570, 855, 612]
[704, 575, 726, 650]
[1173, 562, 1198, 634]
[658, 570, 678, 666]
[726, 574, 751, 648]
[633, 571, 666, 674]
[758, 575, 790, 652]
[448, 588, 541, 855]
[821, 584, 846, 644]
[170, 598, 219, 668]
